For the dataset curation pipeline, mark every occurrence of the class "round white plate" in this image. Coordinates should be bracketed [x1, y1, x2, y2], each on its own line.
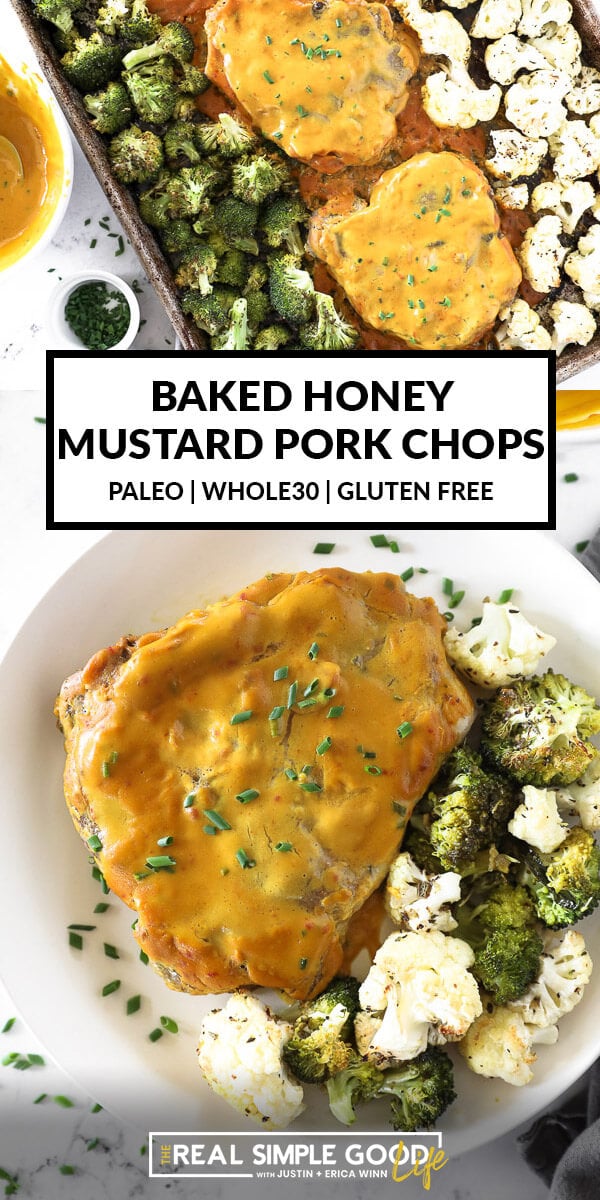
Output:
[0, 528, 599, 1153]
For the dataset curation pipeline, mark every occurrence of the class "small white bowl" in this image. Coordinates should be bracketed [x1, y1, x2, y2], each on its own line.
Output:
[48, 270, 140, 351]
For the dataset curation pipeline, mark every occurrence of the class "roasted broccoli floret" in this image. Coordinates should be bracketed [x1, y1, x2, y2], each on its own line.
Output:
[194, 122, 221, 155]
[210, 113, 256, 159]
[61, 33, 123, 91]
[212, 297, 250, 350]
[455, 880, 543, 1005]
[165, 163, 220, 218]
[269, 254, 315, 324]
[122, 20, 194, 70]
[123, 61, 177, 125]
[172, 94, 199, 122]
[179, 63, 210, 95]
[254, 324, 293, 350]
[481, 672, 600, 787]
[83, 80, 132, 134]
[174, 243, 217, 295]
[283, 977, 360, 1085]
[164, 121, 201, 166]
[181, 285, 237, 335]
[403, 818, 446, 876]
[425, 746, 517, 871]
[326, 1055, 385, 1125]
[120, 0, 161, 45]
[231, 154, 291, 205]
[260, 196, 308, 256]
[245, 261, 269, 293]
[299, 292, 358, 351]
[520, 825, 600, 927]
[245, 289, 270, 329]
[215, 249, 249, 289]
[34, 0, 78, 35]
[381, 1048, 457, 1132]
[159, 219, 197, 254]
[95, 0, 130, 36]
[138, 175, 172, 228]
[213, 197, 259, 253]
[108, 124, 164, 184]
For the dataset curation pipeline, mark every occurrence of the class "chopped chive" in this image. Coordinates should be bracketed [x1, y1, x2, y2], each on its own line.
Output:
[230, 710, 253, 725]
[149, 1028, 163, 1043]
[287, 681, 298, 708]
[204, 809, 232, 830]
[284, 768, 298, 780]
[263, 70, 275, 83]
[103, 943, 119, 959]
[2, 1053, 19, 1065]
[160, 1016, 178, 1033]
[91, 1102, 103, 1113]
[157, 835, 173, 846]
[443, 611, 455, 622]
[86, 1139, 99, 1151]
[236, 848, 255, 868]
[336, 15, 342, 24]
[365, 764, 382, 776]
[68, 924, 96, 931]
[126, 995, 141, 1016]
[183, 793, 196, 808]
[146, 855, 176, 870]
[266, 34, 272, 42]
[442, 577, 454, 596]
[299, 957, 308, 970]
[268, 705, 285, 720]
[102, 980, 121, 996]
[471, 616, 483, 627]
[370, 534, 389, 547]
[389, 540, 400, 553]
[236, 788, 259, 804]
[326, 705, 344, 719]
[33, 1093, 47, 1104]
[498, 588, 514, 604]
[69, 931, 83, 950]
[1, 1019, 15, 1033]
[54, 1095, 75, 1107]
[300, 781, 322, 792]
[27, 1054, 45, 1066]
[203, 825, 217, 836]
[274, 665, 289, 680]
[13, 1058, 32, 1070]
[357, 745, 376, 758]
[275, 842, 293, 852]
[564, 472, 578, 482]
[418, 567, 429, 574]
[139, 950, 149, 965]
[101, 761, 111, 778]
[34, 416, 46, 423]
[316, 737, 332, 755]
[59, 1165, 75, 1175]
[400, 567, 414, 582]
[115, 235, 125, 257]
[298, 698, 317, 709]
[313, 542, 335, 554]
[134, 871, 150, 880]
[301, 764, 312, 775]
[449, 590, 465, 609]
[323, 687, 336, 698]
[308, 642, 319, 660]
[304, 678, 319, 696]
[397, 721, 413, 738]
[87, 835, 102, 852]
[576, 540, 589, 553]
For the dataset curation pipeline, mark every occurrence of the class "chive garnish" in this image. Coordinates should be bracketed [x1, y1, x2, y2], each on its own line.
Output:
[59, 1165, 76, 1175]
[299, 957, 308, 970]
[442, 577, 454, 595]
[308, 642, 319, 660]
[34, 1093, 47, 1104]
[298, 698, 317, 709]
[103, 944, 119, 959]
[87, 835, 102, 852]
[236, 848, 255, 868]
[400, 567, 414, 582]
[263, 69, 275, 83]
[126, 995, 141, 1016]
[449, 590, 465, 609]
[54, 1095, 75, 1107]
[357, 745, 376, 758]
[69, 931, 83, 950]
[157, 836, 173, 846]
[86, 1139, 99, 1151]
[326, 705, 344, 718]
[236, 788, 259, 804]
[498, 588, 514, 604]
[313, 542, 335, 554]
[564, 472, 578, 482]
[102, 980, 121, 996]
[274, 666, 289, 680]
[94, 903, 109, 913]
[301, 764, 312, 775]
[134, 871, 151, 880]
[91, 1102, 103, 1112]
[101, 762, 111, 778]
[139, 950, 149, 965]
[183, 793, 196, 808]
[146, 855, 176, 870]
[287, 681, 298, 708]
[316, 737, 332, 755]
[323, 687, 336, 698]
[370, 534, 389, 547]
[304, 678, 319, 696]
[300, 781, 322, 792]
[1, 1018, 15, 1033]
[284, 768, 298, 780]
[230, 710, 253, 725]
[27, 1054, 45, 1065]
[2, 1053, 19, 1065]
[160, 1016, 178, 1033]
[471, 616, 483, 627]
[365, 764, 382, 776]
[576, 540, 589, 553]
[204, 809, 232, 830]
[275, 842, 293, 852]
[397, 721, 413, 738]
[67, 924, 96, 931]
[269, 705, 285, 720]
[389, 540, 400, 553]
[443, 612, 455, 622]
[203, 825, 217, 836]
[149, 1028, 163, 1042]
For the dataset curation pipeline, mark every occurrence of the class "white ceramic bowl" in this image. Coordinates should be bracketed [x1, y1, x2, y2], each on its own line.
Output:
[0, 60, 74, 278]
[48, 269, 141, 350]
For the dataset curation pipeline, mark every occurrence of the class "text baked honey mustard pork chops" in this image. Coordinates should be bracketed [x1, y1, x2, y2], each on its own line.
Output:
[55, 568, 474, 1001]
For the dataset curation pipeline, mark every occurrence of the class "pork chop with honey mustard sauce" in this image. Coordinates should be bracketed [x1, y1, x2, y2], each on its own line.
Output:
[55, 569, 474, 1001]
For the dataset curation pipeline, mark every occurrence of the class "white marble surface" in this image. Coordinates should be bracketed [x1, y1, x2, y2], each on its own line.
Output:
[0, 390, 599, 1197]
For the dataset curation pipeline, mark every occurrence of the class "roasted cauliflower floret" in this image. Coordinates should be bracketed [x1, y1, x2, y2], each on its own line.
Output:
[355, 930, 482, 1066]
[485, 35, 548, 86]
[395, 0, 470, 65]
[566, 66, 600, 115]
[531, 179, 595, 234]
[565, 223, 600, 308]
[504, 70, 570, 138]
[197, 992, 304, 1128]
[549, 299, 596, 356]
[385, 851, 462, 933]
[485, 128, 548, 180]
[508, 785, 569, 852]
[518, 215, 566, 292]
[517, 0, 573, 38]
[496, 298, 552, 349]
[529, 25, 581, 77]
[422, 66, 501, 129]
[494, 183, 530, 209]
[549, 118, 600, 181]
[562, 756, 600, 831]
[458, 1003, 548, 1086]
[509, 928, 592, 1029]
[444, 600, 556, 689]
[470, 0, 521, 40]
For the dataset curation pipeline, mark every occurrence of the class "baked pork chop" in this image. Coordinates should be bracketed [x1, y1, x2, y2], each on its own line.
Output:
[55, 568, 474, 1000]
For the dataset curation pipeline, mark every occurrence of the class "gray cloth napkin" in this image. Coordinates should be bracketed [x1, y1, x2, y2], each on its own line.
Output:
[520, 528, 600, 1197]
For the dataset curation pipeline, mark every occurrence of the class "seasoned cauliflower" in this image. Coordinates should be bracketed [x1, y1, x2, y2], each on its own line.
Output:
[549, 118, 600, 181]
[485, 35, 548, 86]
[458, 1004, 539, 1085]
[470, 0, 521, 40]
[566, 65, 600, 115]
[355, 930, 482, 1066]
[565, 223, 600, 308]
[394, 0, 471, 64]
[518, 215, 566, 292]
[485, 128, 548, 179]
[549, 299, 596, 355]
[531, 179, 595, 234]
[504, 70, 570, 138]
[385, 851, 462, 933]
[197, 992, 304, 1128]
[517, 0, 573, 38]
[529, 24, 582, 77]
[444, 600, 556, 689]
[510, 929, 592, 1029]
[422, 66, 501, 129]
[494, 183, 530, 209]
[508, 785, 569, 852]
[562, 755, 600, 830]
[496, 297, 552, 349]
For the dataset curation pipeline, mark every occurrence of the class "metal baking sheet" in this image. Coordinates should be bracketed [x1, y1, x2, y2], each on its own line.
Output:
[9, 0, 600, 376]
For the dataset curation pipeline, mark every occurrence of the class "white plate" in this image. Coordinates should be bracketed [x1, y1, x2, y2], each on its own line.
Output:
[0, 529, 599, 1153]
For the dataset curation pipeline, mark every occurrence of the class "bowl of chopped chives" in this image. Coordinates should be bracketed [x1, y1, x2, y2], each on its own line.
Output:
[48, 269, 140, 351]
